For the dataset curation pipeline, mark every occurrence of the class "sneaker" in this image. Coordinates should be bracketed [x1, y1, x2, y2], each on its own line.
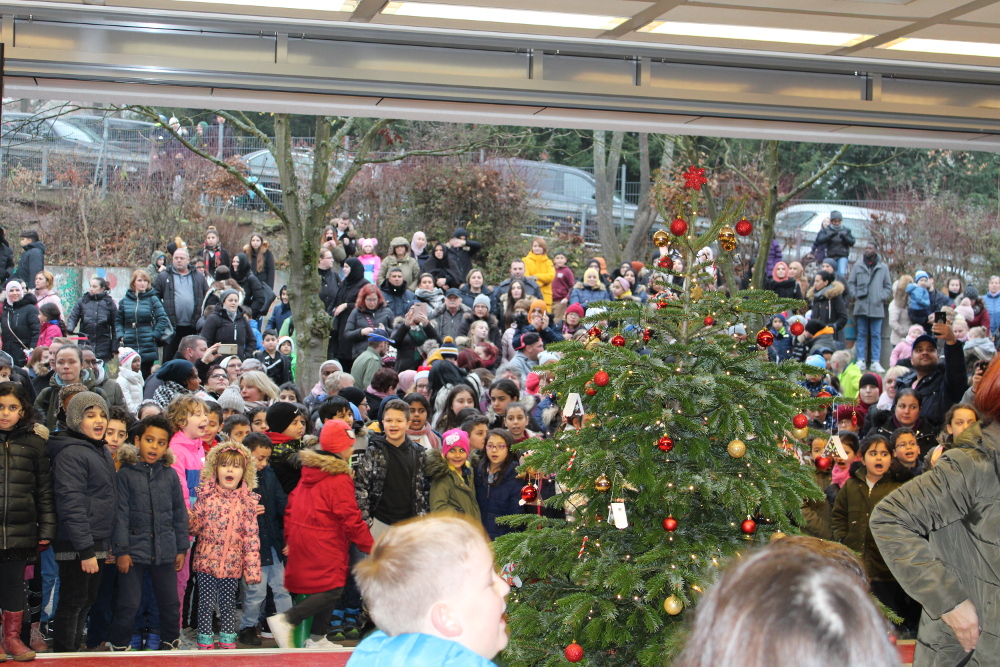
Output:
[238, 626, 262, 647]
[217, 632, 237, 649]
[304, 637, 342, 649]
[197, 634, 216, 650]
[856, 360, 866, 371]
[130, 634, 144, 651]
[145, 633, 161, 650]
[266, 613, 295, 649]
[158, 639, 181, 650]
[260, 619, 272, 639]
[327, 629, 346, 642]
[110, 644, 131, 652]
[870, 362, 886, 374]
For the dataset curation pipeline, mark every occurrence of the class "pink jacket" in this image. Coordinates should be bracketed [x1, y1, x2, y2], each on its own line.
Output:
[37, 321, 62, 348]
[170, 432, 205, 508]
[889, 337, 916, 368]
[189, 480, 261, 583]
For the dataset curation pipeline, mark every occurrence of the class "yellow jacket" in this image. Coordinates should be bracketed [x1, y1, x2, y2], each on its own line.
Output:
[523, 252, 555, 307]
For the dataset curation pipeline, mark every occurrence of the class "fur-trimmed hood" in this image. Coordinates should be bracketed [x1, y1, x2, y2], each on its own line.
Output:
[199, 440, 257, 490]
[425, 448, 471, 480]
[298, 448, 353, 477]
[116, 443, 176, 467]
[807, 279, 845, 301]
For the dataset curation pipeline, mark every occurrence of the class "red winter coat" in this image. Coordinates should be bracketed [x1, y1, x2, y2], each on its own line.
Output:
[283, 450, 374, 594]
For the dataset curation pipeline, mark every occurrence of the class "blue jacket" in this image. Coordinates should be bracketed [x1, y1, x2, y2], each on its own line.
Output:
[347, 631, 499, 667]
[49, 430, 117, 560]
[474, 461, 523, 540]
[568, 284, 610, 308]
[906, 283, 931, 310]
[985, 291, 1000, 335]
[267, 302, 292, 333]
[112, 444, 189, 565]
[256, 465, 288, 566]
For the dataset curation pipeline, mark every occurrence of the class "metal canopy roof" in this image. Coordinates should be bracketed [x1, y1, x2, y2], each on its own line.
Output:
[7, 0, 1000, 150]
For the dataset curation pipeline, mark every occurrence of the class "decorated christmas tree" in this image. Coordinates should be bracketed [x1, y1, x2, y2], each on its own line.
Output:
[493, 167, 824, 666]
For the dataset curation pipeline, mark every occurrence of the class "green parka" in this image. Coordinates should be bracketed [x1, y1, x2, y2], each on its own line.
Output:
[871, 420, 1000, 667]
[426, 451, 481, 521]
[376, 237, 421, 291]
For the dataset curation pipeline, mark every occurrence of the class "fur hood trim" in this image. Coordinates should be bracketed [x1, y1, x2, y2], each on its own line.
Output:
[425, 448, 470, 480]
[807, 279, 845, 300]
[117, 443, 176, 467]
[299, 449, 353, 477]
[200, 440, 257, 490]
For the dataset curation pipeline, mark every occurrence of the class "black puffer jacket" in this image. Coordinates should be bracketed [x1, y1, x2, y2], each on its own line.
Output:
[319, 268, 340, 315]
[0, 240, 14, 286]
[0, 423, 56, 551]
[232, 252, 270, 318]
[68, 291, 119, 361]
[48, 430, 117, 560]
[1, 293, 39, 367]
[200, 308, 255, 359]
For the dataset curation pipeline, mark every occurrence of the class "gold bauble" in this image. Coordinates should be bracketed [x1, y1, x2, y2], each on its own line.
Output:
[663, 595, 683, 615]
[769, 531, 787, 542]
[727, 439, 746, 458]
[594, 474, 611, 492]
[790, 427, 809, 440]
[718, 226, 737, 252]
[652, 230, 670, 248]
[690, 286, 704, 302]
[585, 336, 601, 350]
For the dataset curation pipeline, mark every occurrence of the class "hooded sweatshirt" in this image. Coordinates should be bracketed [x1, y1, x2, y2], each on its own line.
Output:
[170, 430, 206, 507]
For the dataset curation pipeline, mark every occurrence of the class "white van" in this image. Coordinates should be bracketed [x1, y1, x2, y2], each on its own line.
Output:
[775, 203, 903, 263]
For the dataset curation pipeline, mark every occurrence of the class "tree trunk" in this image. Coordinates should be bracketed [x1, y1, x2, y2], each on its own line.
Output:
[594, 130, 625, 267]
[623, 135, 674, 262]
[752, 141, 781, 290]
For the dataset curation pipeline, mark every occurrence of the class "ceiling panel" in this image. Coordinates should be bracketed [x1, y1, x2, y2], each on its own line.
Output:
[659, 5, 910, 32]
[683, 0, 972, 20]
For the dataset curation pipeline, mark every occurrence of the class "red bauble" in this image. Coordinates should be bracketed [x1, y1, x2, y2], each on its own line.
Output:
[657, 435, 674, 452]
[703, 316, 715, 327]
[789, 321, 805, 336]
[851, 412, 859, 427]
[815, 456, 832, 472]
[520, 484, 538, 502]
[663, 516, 678, 532]
[735, 218, 753, 236]
[756, 329, 774, 348]
[588, 326, 603, 338]
[657, 257, 670, 268]
[593, 370, 610, 387]
[564, 643, 584, 663]
[585, 382, 597, 396]
[611, 334, 626, 347]
[642, 328, 653, 342]
[670, 217, 688, 236]
[741, 519, 757, 535]
[792, 413, 808, 429]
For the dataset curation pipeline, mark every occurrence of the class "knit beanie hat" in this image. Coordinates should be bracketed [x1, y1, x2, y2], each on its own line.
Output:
[584, 268, 599, 283]
[67, 391, 108, 432]
[565, 303, 585, 319]
[859, 373, 883, 391]
[118, 347, 139, 370]
[915, 270, 930, 282]
[277, 336, 293, 350]
[320, 418, 354, 454]
[530, 298, 547, 314]
[338, 386, 367, 408]
[218, 288, 241, 311]
[805, 355, 828, 369]
[156, 359, 195, 385]
[217, 385, 245, 414]
[453, 227, 468, 239]
[614, 277, 631, 293]
[441, 428, 470, 458]
[266, 401, 302, 435]
[439, 336, 459, 358]
[966, 285, 980, 300]
[474, 294, 491, 310]
[804, 319, 826, 336]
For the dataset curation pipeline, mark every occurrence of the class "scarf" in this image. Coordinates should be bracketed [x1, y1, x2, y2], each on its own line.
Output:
[407, 423, 441, 450]
[831, 461, 851, 488]
[366, 385, 392, 401]
[876, 391, 894, 410]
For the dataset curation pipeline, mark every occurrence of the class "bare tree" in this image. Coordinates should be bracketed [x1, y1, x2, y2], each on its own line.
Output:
[593, 130, 625, 265]
[622, 134, 675, 263]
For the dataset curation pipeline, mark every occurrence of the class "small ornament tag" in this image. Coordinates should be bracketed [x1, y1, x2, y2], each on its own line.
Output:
[609, 502, 628, 529]
[830, 435, 847, 459]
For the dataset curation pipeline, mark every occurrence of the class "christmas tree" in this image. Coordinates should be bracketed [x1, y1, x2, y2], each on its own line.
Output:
[493, 167, 824, 666]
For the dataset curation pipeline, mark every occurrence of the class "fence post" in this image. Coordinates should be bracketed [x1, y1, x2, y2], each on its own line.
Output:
[619, 163, 626, 230]
[580, 207, 587, 241]
[41, 145, 49, 186]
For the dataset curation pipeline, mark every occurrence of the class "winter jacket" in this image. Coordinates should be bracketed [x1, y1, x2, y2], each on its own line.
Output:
[34, 371, 108, 433]
[801, 469, 832, 540]
[888, 295, 912, 346]
[848, 259, 892, 318]
[13, 240, 44, 286]
[253, 350, 292, 387]
[444, 241, 482, 292]
[0, 423, 55, 550]
[906, 283, 932, 310]
[552, 266, 576, 303]
[145, 250, 167, 280]
[347, 630, 500, 667]
[319, 268, 340, 315]
[871, 420, 1000, 667]
[985, 290, 1000, 335]
[764, 277, 803, 301]
[832, 462, 911, 583]
[764, 239, 783, 277]
[426, 451, 480, 520]
[474, 460, 523, 540]
[169, 431, 206, 507]
[68, 291, 119, 360]
[353, 434, 430, 525]
[381, 279, 417, 322]
[894, 340, 968, 429]
[189, 444, 261, 583]
[267, 301, 292, 333]
[112, 445, 189, 565]
[48, 429, 117, 560]
[0, 242, 14, 287]
[117, 288, 171, 363]
[154, 265, 209, 327]
[522, 252, 555, 307]
[814, 224, 855, 260]
[837, 362, 862, 400]
[244, 244, 275, 290]
[36, 321, 62, 349]
[254, 464, 287, 567]
[33, 289, 62, 316]
[392, 321, 441, 373]
[283, 450, 373, 594]
[268, 435, 305, 495]
[345, 305, 395, 358]
[117, 366, 144, 414]
[568, 283, 611, 309]
[377, 239, 421, 290]
[200, 309, 255, 359]
[331, 259, 370, 360]
[807, 280, 848, 333]
[1, 294, 39, 367]
[200, 244, 231, 278]
[232, 260, 270, 320]
[431, 302, 472, 341]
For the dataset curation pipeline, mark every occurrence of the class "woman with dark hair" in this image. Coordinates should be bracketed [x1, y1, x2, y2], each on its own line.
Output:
[345, 284, 394, 359]
[199, 289, 255, 359]
[474, 428, 521, 540]
[243, 233, 275, 290]
[420, 243, 451, 289]
[872, 357, 1000, 663]
[433, 384, 478, 433]
[330, 257, 370, 371]
[391, 302, 441, 374]
[0, 381, 55, 660]
[67, 277, 118, 362]
[366, 367, 399, 419]
[117, 269, 171, 378]
[404, 392, 439, 450]
[230, 252, 268, 319]
[869, 388, 937, 458]
[498, 280, 527, 330]
[428, 359, 481, 422]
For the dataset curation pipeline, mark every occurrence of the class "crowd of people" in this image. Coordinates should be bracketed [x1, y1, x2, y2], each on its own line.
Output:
[0, 208, 998, 662]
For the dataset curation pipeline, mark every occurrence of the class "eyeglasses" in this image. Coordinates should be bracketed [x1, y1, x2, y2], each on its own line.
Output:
[485, 444, 507, 451]
[209, 373, 228, 380]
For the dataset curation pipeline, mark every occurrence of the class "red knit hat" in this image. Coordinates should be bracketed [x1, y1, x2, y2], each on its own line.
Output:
[319, 419, 354, 454]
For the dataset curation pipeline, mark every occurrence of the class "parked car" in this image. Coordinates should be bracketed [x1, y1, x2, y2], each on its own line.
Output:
[64, 115, 161, 153]
[774, 203, 899, 263]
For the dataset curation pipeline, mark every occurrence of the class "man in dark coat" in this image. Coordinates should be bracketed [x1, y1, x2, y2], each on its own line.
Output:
[0, 228, 16, 286]
[443, 227, 482, 293]
[813, 211, 855, 276]
[381, 268, 416, 321]
[895, 327, 967, 432]
[12, 230, 44, 286]
[154, 247, 209, 362]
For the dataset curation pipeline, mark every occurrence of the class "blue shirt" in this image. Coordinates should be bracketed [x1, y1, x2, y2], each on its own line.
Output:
[347, 631, 499, 667]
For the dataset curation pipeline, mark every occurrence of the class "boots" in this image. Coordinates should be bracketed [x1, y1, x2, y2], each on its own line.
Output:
[1, 611, 36, 662]
[28, 624, 46, 654]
